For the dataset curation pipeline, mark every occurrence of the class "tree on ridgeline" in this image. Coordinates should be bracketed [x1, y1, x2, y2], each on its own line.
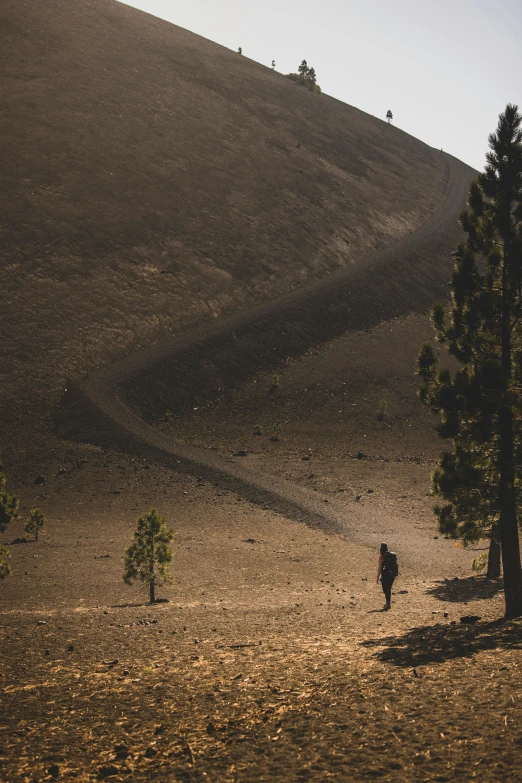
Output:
[0, 461, 19, 579]
[123, 508, 174, 604]
[386, 109, 393, 124]
[271, 60, 276, 70]
[286, 60, 321, 94]
[417, 104, 522, 616]
[238, 47, 242, 55]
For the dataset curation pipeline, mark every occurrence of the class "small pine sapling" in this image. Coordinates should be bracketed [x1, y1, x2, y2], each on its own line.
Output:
[123, 508, 174, 604]
[0, 468, 18, 534]
[377, 399, 388, 421]
[25, 508, 46, 541]
[270, 421, 282, 442]
[269, 373, 280, 394]
[0, 461, 18, 579]
[252, 423, 264, 436]
[472, 552, 489, 572]
[0, 545, 11, 579]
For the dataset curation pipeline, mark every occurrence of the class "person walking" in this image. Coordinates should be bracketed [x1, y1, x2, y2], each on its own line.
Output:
[377, 542, 398, 610]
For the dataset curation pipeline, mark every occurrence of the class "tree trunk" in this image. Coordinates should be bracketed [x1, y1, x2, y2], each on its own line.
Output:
[498, 404, 522, 617]
[499, 240, 522, 618]
[487, 527, 501, 579]
[149, 579, 155, 604]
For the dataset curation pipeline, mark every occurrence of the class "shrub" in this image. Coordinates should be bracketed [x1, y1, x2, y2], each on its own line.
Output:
[0, 545, 11, 579]
[25, 508, 46, 541]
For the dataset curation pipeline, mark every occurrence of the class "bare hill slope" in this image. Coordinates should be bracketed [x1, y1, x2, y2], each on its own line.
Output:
[1, 0, 469, 436]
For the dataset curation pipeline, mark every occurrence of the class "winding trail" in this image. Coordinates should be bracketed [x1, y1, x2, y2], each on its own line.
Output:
[56, 152, 475, 569]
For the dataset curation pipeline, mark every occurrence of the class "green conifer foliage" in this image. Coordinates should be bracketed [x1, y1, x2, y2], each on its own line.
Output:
[417, 105, 522, 617]
[0, 545, 11, 579]
[0, 461, 18, 580]
[25, 508, 46, 541]
[123, 508, 174, 604]
[286, 60, 321, 93]
[0, 467, 18, 534]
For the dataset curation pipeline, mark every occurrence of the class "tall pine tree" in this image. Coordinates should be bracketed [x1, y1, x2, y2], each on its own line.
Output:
[417, 104, 522, 618]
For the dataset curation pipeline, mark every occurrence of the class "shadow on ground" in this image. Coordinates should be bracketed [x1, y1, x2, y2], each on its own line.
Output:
[427, 575, 504, 603]
[361, 618, 522, 667]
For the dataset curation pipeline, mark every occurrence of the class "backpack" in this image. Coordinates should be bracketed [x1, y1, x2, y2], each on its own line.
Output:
[383, 551, 399, 578]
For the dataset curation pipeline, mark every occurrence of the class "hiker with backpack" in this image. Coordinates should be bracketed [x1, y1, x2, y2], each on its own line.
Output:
[377, 542, 398, 610]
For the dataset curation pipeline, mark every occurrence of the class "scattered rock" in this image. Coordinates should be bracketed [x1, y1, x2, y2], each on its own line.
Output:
[102, 659, 119, 666]
[232, 450, 248, 457]
[48, 763, 60, 779]
[397, 590, 408, 594]
[68, 645, 74, 652]
[44, 650, 50, 656]
[37, 620, 47, 626]
[355, 452, 367, 460]
[302, 455, 310, 461]
[11, 537, 28, 545]
[155, 597, 169, 603]
[244, 538, 257, 544]
[34, 475, 46, 485]
[444, 612, 449, 618]
[367, 489, 374, 494]
[460, 615, 481, 624]
[97, 764, 120, 779]
[355, 495, 362, 502]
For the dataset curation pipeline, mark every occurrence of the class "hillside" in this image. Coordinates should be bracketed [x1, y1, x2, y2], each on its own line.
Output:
[0, 0, 461, 444]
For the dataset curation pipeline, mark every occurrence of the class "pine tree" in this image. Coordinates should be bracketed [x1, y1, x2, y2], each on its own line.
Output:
[287, 61, 321, 94]
[25, 508, 46, 541]
[0, 466, 18, 534]
[123, 508, 174, 603]
[0, 546, 10, 579]
[298, 60, 309, 79]
[417, 104, 522, 617]
[0, 462, 18, 579]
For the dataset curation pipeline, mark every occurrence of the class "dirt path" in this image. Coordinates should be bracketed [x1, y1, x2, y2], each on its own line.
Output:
[56, 152, 473, 572]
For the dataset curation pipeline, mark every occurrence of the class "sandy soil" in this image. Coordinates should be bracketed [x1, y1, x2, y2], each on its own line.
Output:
[2, 4, 517, 780]
[2, 314, 521, 782]
[1, 0, 457, 431]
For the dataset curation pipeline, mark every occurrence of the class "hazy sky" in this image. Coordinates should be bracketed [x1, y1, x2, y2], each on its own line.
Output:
[119, 0, 521, 171]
